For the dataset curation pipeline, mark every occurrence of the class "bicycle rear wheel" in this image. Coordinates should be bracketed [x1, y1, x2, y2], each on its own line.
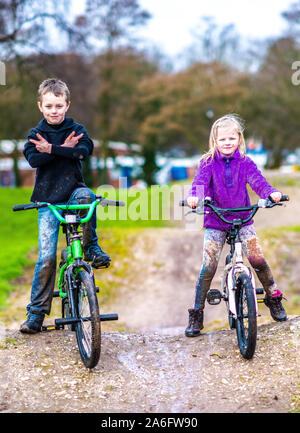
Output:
[235, 273, 257, 360]
[75, 270, 101, 368]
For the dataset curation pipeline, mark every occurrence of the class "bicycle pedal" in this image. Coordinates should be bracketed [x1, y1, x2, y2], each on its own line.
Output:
[100, 313, 118, 321]
[207, 289, 222, 305]
[91, 259, 110, 269]
[41, 324, 60, 332]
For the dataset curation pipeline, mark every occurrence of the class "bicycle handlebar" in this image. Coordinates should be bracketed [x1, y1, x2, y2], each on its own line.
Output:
[12, 196, 125, 224]
[12, 202, 49, 212]
[268, 194, 289, 203]
[96, 197, 125, 207]
[179, 194, 289, 225]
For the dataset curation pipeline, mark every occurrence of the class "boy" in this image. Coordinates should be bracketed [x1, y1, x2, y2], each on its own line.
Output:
[21, 78, 110, 334]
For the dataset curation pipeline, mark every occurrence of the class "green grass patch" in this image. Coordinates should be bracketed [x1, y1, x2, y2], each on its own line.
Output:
[96, 184, 179, 228]
[265, 174, 300, 189]
[258, 225, 300, 316]
[280, 226, 300, 233]
[259, 225, 300, 238]
[93, 227, 139, 306]
[0, 187, 38, 308]
[0, 185, 174, 309]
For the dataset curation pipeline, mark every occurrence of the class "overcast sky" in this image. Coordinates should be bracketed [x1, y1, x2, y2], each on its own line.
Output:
[137, 0, 290, 56]
[72, 0, 292, 64]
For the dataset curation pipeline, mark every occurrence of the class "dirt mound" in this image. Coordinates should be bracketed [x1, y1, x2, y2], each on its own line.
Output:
[0, 316, 299, 413]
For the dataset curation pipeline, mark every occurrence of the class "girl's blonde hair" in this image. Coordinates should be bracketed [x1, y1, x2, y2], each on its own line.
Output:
[201, 113, 246, 163]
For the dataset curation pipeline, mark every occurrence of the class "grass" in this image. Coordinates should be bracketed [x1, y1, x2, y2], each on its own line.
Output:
[264, 173, 300, 189]
[96, 183, 182, 228]
[258, 225, 300, 316]
[0, 185, 173, 310]
[0, 187, 38, 308]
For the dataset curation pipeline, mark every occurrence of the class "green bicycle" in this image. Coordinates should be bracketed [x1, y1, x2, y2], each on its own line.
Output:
[13, 196, 124, 369]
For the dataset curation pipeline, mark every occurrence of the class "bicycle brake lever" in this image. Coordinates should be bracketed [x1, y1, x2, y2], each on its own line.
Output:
[184, 209, 196, 216]
[185, 209, 207, 216]
[257, 198, 269, 208]
[258, 198, 283, 208]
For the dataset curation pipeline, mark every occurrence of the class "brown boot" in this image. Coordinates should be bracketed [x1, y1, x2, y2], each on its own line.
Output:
[185, 308, 203, 337]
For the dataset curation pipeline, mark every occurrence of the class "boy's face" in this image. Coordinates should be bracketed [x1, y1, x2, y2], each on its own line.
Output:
[38, 92, 70, 125]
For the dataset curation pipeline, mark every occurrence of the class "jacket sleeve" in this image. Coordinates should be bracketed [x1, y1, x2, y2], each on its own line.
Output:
[187, 158, 212, 200]
[23, 129, 56, 168]
[246, 157, 279, 198]
[51, 125, 94, 160]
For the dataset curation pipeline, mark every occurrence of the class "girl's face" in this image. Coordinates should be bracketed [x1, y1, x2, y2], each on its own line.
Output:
[38, 92, 70, 125]
[215, 125, 240, 157]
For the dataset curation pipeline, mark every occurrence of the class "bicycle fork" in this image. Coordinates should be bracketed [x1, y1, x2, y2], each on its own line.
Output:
[207, 241, 260, 318]
[224, 241, 258, 318]
[225, 267, 258, 318]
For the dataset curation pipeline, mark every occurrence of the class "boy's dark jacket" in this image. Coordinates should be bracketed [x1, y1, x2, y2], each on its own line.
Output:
[23, 117, 93, 203]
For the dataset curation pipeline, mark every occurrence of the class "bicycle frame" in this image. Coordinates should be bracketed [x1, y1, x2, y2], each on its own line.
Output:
[38, 202, 98, 299]
[222, 237, 258, 319]
[13, 197, 122, 367]
[181, 195, 288, 359]
[181, 195, 289, 319]
[13, 196, 123, 312]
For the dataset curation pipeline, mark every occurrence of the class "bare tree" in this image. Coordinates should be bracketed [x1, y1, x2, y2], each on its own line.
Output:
[188, 17, 240, 63]
[84, 0, 150, 51]
[0, 0, 83, 59]
[79, 0, 151, 184]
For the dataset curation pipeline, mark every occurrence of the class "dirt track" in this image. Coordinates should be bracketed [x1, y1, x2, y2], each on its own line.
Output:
[0, 316, 299, 413]
[0, 184, 300, 414]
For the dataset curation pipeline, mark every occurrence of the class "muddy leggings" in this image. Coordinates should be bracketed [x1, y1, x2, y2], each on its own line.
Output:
[194, 225, 278, 310]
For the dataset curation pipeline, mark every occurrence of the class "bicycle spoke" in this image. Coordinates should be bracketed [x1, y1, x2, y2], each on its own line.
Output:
[79, 290, 93, 355]
[81, 320, 92, 355]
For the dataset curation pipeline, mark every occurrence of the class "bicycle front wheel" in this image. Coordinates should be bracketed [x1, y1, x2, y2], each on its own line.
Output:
[235, 273, 257, 360]
[75, 270, 101, 368]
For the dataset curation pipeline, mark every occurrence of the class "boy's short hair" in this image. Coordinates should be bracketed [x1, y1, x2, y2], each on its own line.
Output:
[38, 78, 70, 103]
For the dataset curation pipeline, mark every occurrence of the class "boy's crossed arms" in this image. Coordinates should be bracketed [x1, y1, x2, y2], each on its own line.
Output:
[29, 131, 84, 154]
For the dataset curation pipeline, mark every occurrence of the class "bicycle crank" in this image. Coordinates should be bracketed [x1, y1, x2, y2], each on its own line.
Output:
[41, 313, 118, 332]
[55, 313, 118, 326]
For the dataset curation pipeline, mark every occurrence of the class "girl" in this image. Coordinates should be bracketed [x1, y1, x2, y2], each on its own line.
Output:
[185, 114, 287, 337]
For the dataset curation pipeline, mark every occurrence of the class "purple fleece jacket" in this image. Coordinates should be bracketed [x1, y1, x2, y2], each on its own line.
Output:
[188, 149, 279, 230]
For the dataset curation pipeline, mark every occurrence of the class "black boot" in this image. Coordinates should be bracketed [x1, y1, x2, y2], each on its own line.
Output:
[84, 245, 111, 268]
[20, 311, 45, 334]
[185, 308, 204, 337]
[264, 294, 287, 322]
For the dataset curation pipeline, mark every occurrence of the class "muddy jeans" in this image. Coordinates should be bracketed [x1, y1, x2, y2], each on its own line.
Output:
[194, 225, 278, 310]
[27, 187, 98, 316]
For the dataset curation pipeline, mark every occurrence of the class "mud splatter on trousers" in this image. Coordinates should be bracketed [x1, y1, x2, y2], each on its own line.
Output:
[194, 224, 278, 309]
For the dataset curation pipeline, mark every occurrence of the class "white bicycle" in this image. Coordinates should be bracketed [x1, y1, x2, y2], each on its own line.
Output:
[181, 194, 289, 359]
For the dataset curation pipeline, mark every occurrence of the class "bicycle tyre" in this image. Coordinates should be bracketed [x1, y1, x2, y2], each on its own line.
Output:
[74, 270, 101, 368]
[235, 272, 257, 360]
